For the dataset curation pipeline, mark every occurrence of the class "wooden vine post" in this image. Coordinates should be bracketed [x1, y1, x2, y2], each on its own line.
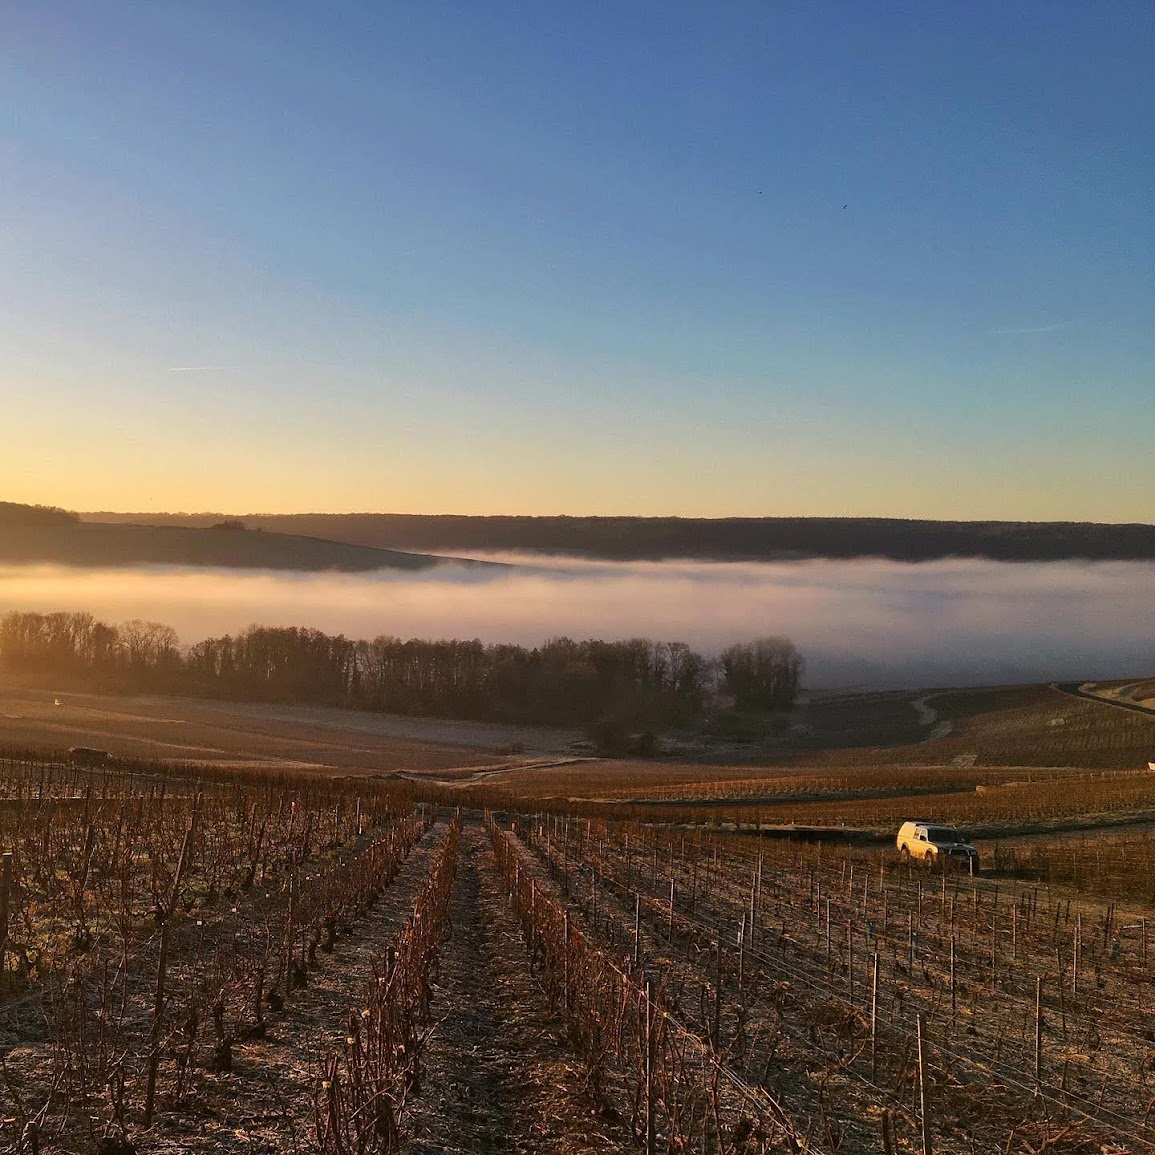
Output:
[871, 952, 880, 1081]
[712, 940, 723, 1052]
[950, 933, 956, 1015]
[563, 911, 570, 1014]
[1072, 913, 1081, 997]
[1034, 975, 1043, 1087]
[0, 851, 12, 978]
[284, 862, 297, 1003]
[825, 899, 832, 970]
[144, 800, 200, 1128]
[737, 916, 745, 993]
[847, 919, 854, 1005]
[644, 978, 656, 1155]
[749, 861, 758, 944]
[916, 1011, 933, 1155]
[633, 892, 642, 967]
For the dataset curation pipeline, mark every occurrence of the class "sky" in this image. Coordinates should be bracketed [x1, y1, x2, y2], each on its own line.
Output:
[2, 2, 1152, 520]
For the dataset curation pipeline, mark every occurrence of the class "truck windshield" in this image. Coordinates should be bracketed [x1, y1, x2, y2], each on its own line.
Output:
[925, 827, 964, 843]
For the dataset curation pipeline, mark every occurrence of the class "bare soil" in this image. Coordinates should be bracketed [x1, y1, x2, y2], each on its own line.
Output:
[1, 820, 638, 1155]
[0, 686, 578, 774]
[145, 826, 444, 1154]
[404, 822, 633, 1155]
[0, 825, 442, 1155]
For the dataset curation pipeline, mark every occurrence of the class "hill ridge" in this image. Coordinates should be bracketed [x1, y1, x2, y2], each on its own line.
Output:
[0, 518, 492, 572]
[82, 511, 1155, 563]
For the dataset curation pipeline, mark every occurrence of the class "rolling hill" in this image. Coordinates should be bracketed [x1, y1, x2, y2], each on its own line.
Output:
[0, 509, 483, 571]
[85, 510, 1155, 563]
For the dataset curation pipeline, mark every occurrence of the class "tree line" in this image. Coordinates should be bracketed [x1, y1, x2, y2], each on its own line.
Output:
[0, 501, 80, 526]
[0, 610, 802, 729]
[124, 511, 1155, 563]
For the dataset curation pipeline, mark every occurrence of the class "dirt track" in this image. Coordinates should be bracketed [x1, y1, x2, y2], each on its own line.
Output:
[406, 822, 633, 1154]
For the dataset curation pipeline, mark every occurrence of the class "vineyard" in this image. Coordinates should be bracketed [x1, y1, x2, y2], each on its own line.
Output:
[3, 744, 1155, 1153]
[498, 816, 1155, 1152]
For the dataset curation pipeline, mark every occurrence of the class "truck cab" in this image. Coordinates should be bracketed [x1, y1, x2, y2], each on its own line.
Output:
[896, 820, 979, 873]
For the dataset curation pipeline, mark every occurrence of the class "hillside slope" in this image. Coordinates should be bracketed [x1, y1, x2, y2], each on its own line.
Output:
[0, 519, 479, 572]
[86, 511, 1155, 562]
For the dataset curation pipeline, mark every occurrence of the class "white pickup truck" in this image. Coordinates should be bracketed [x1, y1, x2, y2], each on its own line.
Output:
[896, 821, 979, 873]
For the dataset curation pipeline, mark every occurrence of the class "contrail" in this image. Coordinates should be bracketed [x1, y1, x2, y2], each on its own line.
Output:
[989, 322, 1070, 335]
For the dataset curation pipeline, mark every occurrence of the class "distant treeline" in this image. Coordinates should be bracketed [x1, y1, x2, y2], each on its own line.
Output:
[0, 501, 79, 526]
[87, 511, 1155, 562]
[0, 611, 802, 729]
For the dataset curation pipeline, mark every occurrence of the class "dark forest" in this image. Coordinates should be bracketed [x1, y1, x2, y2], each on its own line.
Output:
[0, 610, 802, 732]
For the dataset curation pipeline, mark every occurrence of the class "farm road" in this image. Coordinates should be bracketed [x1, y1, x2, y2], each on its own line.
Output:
[911, 692, 953, 742]
[1053, 680, 1155, 719]
[405, 821, 633, 1155]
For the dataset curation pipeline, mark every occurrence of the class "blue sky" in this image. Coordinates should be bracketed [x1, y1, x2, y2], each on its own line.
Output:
[2, 2, 1152, 518]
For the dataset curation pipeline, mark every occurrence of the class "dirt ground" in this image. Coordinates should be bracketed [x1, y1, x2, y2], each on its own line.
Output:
[0, 824, 444, 1155]
[151, 819, 636, 1154]
[404, 822, 634, 1155]
[148, 827, 444, 1154]
[0, 685, 579, 775]
[4, 681, 1152, 805]
[2, 819, 636, 1155]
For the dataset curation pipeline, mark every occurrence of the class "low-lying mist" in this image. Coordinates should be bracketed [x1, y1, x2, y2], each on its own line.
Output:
[2, 556, 1152, 690]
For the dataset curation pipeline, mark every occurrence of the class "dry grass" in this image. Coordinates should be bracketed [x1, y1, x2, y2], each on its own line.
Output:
[0, 684, 576, 775]
[7, 680, 1154, 832]
[438, 686, 1155, 841]
[744, 684, 1155, 773]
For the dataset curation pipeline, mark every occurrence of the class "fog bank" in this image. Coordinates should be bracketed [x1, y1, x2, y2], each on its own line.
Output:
[1, 557, 1152, 690]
